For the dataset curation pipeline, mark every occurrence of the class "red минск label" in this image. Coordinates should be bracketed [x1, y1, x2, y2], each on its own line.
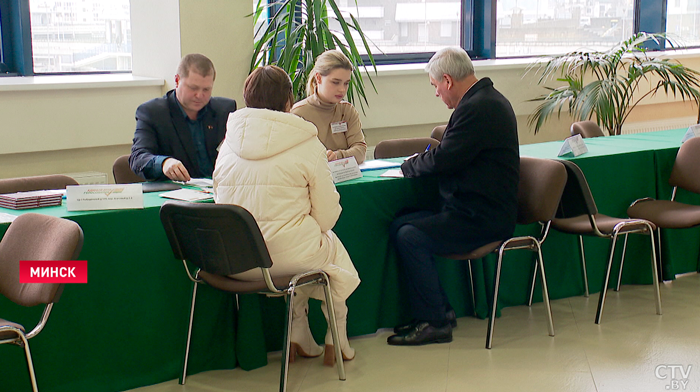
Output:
[19, 260, 88, 284]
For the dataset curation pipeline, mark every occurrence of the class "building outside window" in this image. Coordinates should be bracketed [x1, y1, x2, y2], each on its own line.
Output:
[29, 0, 131, 73]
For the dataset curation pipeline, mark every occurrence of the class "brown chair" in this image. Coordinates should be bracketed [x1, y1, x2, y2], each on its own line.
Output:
[627, 136, 700, 278]
[159, 201, 346, 392]
[570, 121, 605, 138]
[445, 157, 567, 349]
[0, 214, 84, 392]
[0, 175, 78, 194]
[430, 125, 447, 141]
[113, 155, 145, 184]
[547, 160, 660, 324]
[373, 137, 440, 159]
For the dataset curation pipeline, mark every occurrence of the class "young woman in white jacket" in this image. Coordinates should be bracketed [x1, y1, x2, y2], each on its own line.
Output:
[213, 65, 360, 366]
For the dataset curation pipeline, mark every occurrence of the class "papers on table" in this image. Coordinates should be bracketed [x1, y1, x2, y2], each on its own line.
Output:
[0, 190, 64, 210]
[380, 169, 404, 178]
[681, 124, 700, 143]
[328, 156, 362, 184]
[159, 189, 214, 202]
[0, 212, 18, 223]
[66, 184, 144, 211]
[558, 134, 588, 157]
[358, 159, 401, 172]
[184, 178, 213, 188]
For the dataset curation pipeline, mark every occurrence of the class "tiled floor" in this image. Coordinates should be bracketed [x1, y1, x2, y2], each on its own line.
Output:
[127, 273, 700, 392]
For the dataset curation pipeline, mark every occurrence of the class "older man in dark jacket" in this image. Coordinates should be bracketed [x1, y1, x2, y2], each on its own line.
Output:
[388, 47, 519, 346]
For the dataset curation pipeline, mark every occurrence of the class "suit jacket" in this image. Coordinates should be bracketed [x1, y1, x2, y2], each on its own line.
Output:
[401, 77, 519, 245]
[129, 90, 237, 180]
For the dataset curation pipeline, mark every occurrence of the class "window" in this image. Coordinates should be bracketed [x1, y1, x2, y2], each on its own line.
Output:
[338, 0, 464, 63]
[0, 0, 131, 75]
[495, 0, 635, 57]
[666, 0, 700, 47]
[29, 0, 131, 73]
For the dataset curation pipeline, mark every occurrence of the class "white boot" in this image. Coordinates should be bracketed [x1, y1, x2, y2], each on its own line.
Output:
[322, 298, 355, 366]
[289, 292, 323, 361]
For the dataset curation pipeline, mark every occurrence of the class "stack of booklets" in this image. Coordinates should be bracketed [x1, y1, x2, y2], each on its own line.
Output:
[0, 190, 64, 210]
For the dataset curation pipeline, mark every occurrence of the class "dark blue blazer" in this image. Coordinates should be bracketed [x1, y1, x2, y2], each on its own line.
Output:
[129, 90, 237, 180]
[401, 77, 520, 245]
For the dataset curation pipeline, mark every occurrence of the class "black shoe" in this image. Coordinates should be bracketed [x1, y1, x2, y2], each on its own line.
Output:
[393, 309, 457, 335]
[387, 322, 452, 346]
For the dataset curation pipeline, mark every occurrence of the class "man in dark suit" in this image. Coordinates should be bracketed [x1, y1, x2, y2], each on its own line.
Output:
[387, 47, 520, 346]
[129, 53, 237, 181]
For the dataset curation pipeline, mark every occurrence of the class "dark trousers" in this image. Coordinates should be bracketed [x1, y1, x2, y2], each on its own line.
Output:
[390, 210, 491, 322]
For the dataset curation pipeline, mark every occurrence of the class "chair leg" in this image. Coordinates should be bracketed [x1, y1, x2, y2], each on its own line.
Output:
[527, 253, 538, 307]
[648, 227, 663, 316]
[180, 281, 199, 385]
[578, 236, 589, 297]
[18, 332, 39, 392]
[320, 274, 346, 381]
[486, 249, 504, 349]
[656, 228, 664, 282]
[467, 260, 476, 316]
[595, 233, 620, 324]
[615, 234, 629, 292]
[279, 287, 296, 392]
[536, 245, 555, 337]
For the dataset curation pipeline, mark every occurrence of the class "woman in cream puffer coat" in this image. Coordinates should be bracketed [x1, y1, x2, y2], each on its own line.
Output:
[213, 66, 360, 366]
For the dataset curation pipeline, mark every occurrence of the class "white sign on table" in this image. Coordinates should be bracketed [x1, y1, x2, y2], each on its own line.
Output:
[681, 124, 700, 143]
[66, 184, 143, 211]
[328, 156, 362, 184]
[558, 134, 588, 157]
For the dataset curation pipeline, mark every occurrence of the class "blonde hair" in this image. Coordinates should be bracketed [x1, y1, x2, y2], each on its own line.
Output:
[306, 50, 353, 97]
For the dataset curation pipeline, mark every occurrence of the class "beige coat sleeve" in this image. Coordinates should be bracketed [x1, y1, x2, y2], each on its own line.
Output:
[334, 106, 367, 164]
[308, 147, 342, 232]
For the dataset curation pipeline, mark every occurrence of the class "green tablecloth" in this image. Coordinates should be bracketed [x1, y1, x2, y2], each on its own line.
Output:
[1, 128, 698, 392]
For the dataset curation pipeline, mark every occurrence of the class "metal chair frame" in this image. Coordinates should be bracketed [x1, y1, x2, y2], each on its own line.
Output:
[160, 202, 345, 392]
[545, 160, 661, 324]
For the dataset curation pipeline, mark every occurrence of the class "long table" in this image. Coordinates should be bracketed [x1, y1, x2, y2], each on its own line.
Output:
[1, 128, 698, 392]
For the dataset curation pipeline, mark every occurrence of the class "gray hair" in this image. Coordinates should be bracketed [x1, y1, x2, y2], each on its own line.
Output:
[424, 47, 474, 81]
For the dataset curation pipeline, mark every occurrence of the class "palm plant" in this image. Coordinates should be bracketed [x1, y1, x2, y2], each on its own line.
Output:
[528, 33, 700, 135]
[251, 0, 377, 112]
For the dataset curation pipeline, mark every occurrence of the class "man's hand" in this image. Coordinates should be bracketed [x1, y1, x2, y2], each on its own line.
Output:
[326, 150, 338, 161]
[162, 158, 191, 182]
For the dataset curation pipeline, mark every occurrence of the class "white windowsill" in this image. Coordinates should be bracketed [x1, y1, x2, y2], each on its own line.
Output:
[0, 73, 164, 92]
[371, 47, 700, 76]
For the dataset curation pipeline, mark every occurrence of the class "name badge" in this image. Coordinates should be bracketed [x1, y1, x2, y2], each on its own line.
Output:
[558, 134, 588, 157]
[331, 121, 348, 134]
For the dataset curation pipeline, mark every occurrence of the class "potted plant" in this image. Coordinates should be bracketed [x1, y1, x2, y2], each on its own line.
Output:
[251, 0, 377, 112]
[528, 33, 700, 136]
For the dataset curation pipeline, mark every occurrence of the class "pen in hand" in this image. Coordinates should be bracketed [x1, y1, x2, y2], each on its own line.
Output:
[425, 143, 432, 152]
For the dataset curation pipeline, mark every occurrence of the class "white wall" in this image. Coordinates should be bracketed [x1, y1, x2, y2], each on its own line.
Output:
[0, 1, 698, 180]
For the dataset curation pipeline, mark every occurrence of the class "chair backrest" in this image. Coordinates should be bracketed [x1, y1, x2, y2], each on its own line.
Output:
[570, 121, 605, 138]
[517, 157, 568, 225]
[0, 175, 78, 194]
[0, 214, 84, 307]
[159, 201, 273, 276]
[669, 136, 700, 194]
[113, 155, 145, 184]
[430, 125, 447, 141]
[373, 137, 440, 159]
[554, 160, 599, 219]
